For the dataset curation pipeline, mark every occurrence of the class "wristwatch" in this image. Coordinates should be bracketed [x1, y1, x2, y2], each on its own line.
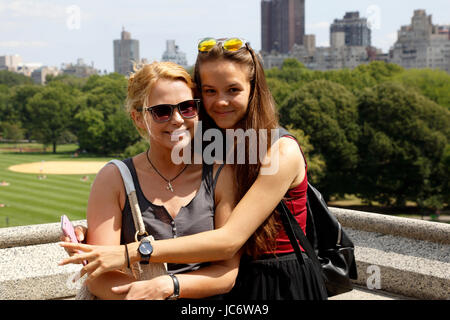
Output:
[138, 237, 153, 264]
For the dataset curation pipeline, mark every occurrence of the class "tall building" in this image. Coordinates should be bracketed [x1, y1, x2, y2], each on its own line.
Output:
[391, 10, 450, 72]
[161, 40, 188, 68]
[261, 0, 305, 54]
[330, 12, 371, 47]
[113, 28, 140, 75]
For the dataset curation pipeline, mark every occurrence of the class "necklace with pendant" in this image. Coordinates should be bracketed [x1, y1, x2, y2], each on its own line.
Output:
[146, 148, 189, 192]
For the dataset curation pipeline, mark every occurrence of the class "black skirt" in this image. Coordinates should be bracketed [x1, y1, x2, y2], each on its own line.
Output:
[226, 252, 328, 300]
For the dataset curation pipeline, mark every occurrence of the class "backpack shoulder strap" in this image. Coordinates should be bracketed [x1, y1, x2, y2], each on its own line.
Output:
[108, 159, 135, 195]
[107, 159, 147, 240]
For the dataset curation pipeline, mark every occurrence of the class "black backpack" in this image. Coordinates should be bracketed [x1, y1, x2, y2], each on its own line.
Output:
[277, 128, 358, 297]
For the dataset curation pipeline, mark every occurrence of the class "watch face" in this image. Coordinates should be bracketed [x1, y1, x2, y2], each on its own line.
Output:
[139, 241, 153, 256]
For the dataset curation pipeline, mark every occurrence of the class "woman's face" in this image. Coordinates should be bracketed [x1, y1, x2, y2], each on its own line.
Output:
[134, 78, 196, 151]
[199, 60, 251, 129]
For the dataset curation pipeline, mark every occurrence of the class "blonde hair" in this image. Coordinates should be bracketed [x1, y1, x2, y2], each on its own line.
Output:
[126, 61, 195, 138]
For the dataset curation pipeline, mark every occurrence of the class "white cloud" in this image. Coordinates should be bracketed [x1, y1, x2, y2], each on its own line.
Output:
[0, 41, 48, 48]
[0, 0, 65, 19]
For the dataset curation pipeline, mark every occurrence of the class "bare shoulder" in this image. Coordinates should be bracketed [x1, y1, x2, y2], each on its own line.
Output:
[88, 161, 127, 213]
[213, 163, 237, 202]
[87, 161, 126, 244]
[213, 163, 235, 187]
[92, 162, 124, 191]
[262, 136, 304, 172]
[278, 136, 303, 160]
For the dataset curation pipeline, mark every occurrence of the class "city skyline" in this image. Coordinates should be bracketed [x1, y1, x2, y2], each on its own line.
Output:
[1, 0, 449, 72]
[262, 0, 305, 53]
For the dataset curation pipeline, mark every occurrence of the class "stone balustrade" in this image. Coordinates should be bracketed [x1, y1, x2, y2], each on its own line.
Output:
[0, 209, 449, 300]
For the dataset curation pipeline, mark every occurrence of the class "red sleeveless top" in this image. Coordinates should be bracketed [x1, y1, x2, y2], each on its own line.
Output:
[273, 135, 308, 254]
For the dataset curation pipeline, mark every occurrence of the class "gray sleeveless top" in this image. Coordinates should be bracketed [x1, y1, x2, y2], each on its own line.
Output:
[120, 158, 224, 274]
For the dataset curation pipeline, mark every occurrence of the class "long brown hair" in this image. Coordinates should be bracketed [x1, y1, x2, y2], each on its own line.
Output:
[194, 42, 281, 257]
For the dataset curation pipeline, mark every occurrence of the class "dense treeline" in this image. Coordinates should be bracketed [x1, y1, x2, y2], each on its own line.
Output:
[268, 60, 450, 211]
[0, 71, 140, 154]
[0, 61, 449, 211]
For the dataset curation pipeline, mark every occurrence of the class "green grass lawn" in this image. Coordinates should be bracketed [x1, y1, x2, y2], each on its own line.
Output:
[1, 143, 448, 228]
[0, 143, 113, 228]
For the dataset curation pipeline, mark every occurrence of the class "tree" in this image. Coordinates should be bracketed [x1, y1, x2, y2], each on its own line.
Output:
[122, 138, 149, 158]
[353, 61, 404, 83]
[280, 80, 360, 198]
[356, 82, 450, 209]
[26, 84, 76, 153]
[393, 68, 450, 110]
[74, 108, 105, 153]
[73, 73, 139, 155]
[10, 85, 43, 140]
[0, 84, 14, 124]
[265, 59, 449, 209]
[266, 78, 294, 109]
[1, 122, 24, 142]
[441, 145, 450, 206]
[0, 70, 33, 86]
[103, 111, 140, 154]
[284, 125, 326, 185]
[45, 73, 88, 90]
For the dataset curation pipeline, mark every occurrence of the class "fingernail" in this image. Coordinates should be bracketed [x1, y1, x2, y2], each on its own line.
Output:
[72, 272, 81, 283]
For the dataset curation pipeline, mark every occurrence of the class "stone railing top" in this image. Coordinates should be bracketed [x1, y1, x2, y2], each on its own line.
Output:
[0, 220, 87, 249]
[331, 207, 450, 245]
[0, 208, 449, 248]
[1, 209, 449, 300]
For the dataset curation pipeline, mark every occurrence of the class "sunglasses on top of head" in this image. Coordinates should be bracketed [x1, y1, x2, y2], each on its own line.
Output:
[137, 99, 200, 123]
[198, 37, 250, 53]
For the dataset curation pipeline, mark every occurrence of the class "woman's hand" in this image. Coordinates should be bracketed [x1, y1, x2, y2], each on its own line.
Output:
[111, 276, 174, 300]
[59, 225, 87, 256]
[58, 242, 126, 282]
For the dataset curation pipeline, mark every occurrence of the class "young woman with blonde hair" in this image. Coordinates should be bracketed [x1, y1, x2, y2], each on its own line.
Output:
[60, 61, 240, 299]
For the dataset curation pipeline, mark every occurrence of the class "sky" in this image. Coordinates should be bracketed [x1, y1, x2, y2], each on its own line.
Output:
[0, 0, 449, 72]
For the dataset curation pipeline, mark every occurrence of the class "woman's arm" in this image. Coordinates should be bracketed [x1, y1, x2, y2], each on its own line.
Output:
[111, 255, 241, 299]
[112, 164, 241, 299]
[173, 164, 241, 298]
[61, 138, 304, 271]
[62, 164, 241, 299]
[135, 137, 304, 262]
[82, 163, 135, 299]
